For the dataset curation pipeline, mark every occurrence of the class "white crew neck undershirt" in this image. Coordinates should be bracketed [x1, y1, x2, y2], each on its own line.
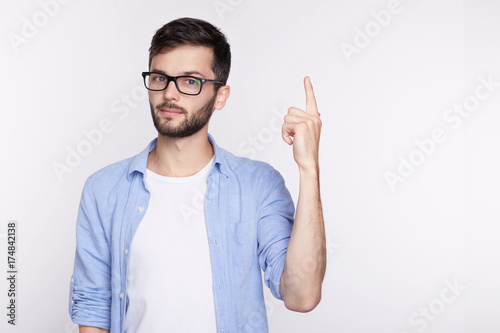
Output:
[124, 155, 217, 333]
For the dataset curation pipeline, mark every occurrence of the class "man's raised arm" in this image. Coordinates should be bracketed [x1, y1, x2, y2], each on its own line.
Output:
[280, 76, 326, 312]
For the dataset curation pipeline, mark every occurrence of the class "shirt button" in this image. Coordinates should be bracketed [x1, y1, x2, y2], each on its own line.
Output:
[124, 249, 128, 255]
[214, 238, 217, 245]
[70, 277, 74, 284]
[120, 293, 124, 299]
[138, 206, 144, 212]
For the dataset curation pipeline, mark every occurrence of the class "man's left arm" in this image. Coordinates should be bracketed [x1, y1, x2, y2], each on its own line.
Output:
[280, 76, 326, 312]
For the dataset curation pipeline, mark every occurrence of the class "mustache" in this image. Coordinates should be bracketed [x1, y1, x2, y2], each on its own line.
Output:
[156, 101, 187, 114]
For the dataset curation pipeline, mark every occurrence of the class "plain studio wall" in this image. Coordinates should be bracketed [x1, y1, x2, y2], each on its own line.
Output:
[0, 0, 499, 332]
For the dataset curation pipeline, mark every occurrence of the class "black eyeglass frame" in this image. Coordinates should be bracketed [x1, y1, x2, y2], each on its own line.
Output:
[141, 71, 224, 96]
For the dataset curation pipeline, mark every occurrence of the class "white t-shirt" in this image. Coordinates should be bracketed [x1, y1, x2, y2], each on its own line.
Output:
[124, 156, 216, 333]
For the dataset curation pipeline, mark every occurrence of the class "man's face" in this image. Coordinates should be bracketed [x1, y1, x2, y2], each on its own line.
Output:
[148, 45, 220, 138]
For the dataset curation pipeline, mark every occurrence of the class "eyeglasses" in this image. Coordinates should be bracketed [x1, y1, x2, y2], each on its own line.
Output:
[142, 72, 224, 96]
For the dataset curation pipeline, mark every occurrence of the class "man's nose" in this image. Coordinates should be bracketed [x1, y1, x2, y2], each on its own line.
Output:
[163, 79, 180, 100]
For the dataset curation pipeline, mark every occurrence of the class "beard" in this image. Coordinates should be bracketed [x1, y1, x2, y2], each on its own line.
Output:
[150, 93, 217, 138]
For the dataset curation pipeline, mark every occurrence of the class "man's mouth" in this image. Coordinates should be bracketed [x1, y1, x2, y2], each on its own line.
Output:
[159, 107, 184, 116]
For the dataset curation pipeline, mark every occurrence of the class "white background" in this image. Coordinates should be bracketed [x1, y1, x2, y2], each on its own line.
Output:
[0, 0, 499, 332]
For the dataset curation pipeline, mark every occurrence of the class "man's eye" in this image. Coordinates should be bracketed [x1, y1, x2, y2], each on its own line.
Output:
[179, 77, 201, 86]
[151, 75, 166, 82]
[186, 79, 199, 86]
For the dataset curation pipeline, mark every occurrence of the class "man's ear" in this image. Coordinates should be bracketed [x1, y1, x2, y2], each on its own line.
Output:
[214, 85, 230, 110]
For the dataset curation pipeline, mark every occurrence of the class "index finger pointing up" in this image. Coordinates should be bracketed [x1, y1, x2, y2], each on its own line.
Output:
[304, 76, 319, 115]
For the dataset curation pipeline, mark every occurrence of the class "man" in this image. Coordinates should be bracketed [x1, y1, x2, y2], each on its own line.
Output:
[69, 17, 325, 333]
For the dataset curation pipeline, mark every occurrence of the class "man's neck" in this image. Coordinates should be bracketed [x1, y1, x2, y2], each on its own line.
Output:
[147, 129, 214, 177]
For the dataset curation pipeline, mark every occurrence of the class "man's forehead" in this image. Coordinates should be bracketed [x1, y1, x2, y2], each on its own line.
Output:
[151, 45, 214, 77]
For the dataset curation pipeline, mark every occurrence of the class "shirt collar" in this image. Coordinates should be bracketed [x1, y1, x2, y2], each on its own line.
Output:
[127, 133, 229, 181]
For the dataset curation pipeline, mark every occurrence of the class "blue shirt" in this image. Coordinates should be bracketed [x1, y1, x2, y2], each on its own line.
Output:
[69, 133, 295, 333]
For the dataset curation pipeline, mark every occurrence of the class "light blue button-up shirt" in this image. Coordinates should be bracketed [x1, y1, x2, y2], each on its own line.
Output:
[69, 133, 295, 333]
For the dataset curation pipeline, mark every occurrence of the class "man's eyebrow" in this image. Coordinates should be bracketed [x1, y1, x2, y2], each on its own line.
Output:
[179, 70, 206, 77]
[150, 69, 167, 75]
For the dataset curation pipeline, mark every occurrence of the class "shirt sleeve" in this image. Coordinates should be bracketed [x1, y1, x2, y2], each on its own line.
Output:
[68, 175, 112, 330]
[257, 168, 295, 301]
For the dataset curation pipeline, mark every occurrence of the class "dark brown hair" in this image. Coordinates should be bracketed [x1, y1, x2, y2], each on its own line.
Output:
[149, 17, 231, 85]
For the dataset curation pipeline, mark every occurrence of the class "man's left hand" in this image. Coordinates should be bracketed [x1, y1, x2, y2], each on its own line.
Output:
[282, 76, 322, 172]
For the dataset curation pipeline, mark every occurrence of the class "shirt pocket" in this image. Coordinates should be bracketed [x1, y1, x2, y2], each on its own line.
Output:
[228, 218, 257, 275]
